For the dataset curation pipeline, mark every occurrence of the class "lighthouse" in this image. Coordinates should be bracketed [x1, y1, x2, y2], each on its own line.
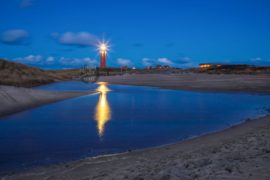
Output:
[100, 44, 106, 68]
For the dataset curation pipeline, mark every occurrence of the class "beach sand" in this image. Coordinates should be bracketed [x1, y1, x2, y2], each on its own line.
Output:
[1, 73, 270, 179]
[0, 85, 98, 117]
[98, 73, 270, 93]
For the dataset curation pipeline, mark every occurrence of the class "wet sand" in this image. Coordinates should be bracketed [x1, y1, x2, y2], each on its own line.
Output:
[0, 85, 98, 117]
[98, 73, 270, 93]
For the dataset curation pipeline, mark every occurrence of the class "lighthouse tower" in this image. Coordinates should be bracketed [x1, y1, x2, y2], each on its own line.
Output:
[100, 44, 106, 68]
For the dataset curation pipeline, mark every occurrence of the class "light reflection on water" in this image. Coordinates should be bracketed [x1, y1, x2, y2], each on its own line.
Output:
[95, 84, 111, 138]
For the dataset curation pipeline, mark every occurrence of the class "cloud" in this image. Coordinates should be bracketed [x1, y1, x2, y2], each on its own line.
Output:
[251, 57, 262, 62]
[59, 57, 99, 66]
[250, 58, 270, 65]
[10, 55, 56, 65]
[51, 32, 97, 47]
[20, 0, 34, 8]
[142, 58, 156, 66]
[46, 56, 54, 64]
[1, 29, 30, 45]
[142, 57, 192, 67]
[12, 55, 44, 64]
[181, 57, 191, 62]
[115, 58, 133, 66]
[157, 58, 174, 65]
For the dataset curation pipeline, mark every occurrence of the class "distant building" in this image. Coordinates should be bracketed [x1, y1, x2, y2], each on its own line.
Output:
[199, 63, 223, 68]
[164, 65, 170, 68]
[147, 66, 153, 69]
[121, 66, 128, 69]
[155, 65, 162, 69]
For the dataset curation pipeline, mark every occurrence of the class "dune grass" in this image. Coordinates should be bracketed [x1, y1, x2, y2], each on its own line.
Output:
[0, 59, 73, 87]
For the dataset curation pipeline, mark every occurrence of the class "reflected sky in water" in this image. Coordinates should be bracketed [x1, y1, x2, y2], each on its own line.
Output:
[0, 81, 270, 173]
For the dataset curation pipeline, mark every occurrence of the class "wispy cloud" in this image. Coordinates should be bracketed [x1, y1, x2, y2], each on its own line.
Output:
[157, 58, 175, 65]
[12, 55, 44, 64]
[10, 55, 56, 65]
[142, 58, 156, 66]
[20, 0, 34, 8]
[46, 56, 54, 64]
[141, 57, 192, 67]
[114, 58, 133, 66]
[1, 29, 30, 45]
[250, 57, 270, 65]
[51, 32, 98, 47]
[59, 57, 99, 66]
[251, 57, 262, 61]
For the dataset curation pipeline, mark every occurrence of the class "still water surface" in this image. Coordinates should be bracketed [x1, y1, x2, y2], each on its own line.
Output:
[0, 81, 270, 173]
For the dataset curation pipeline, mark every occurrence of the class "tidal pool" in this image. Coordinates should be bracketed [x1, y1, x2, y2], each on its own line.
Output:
[0, 81, 270, 173]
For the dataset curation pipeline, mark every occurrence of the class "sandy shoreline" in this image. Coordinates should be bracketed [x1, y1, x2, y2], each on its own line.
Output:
[1, 74, 270, 179]
[98, 73, 270, 94]
[0, 85, 98, 118]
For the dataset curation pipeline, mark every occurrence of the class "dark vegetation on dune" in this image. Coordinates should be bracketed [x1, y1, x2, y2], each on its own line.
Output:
[100, 65, 270, 75]
[183, 65, 270, 75]
[0, 59, 78, 87]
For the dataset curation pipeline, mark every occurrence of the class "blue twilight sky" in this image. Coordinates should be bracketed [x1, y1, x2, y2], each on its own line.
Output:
[0, 0, 270, 69]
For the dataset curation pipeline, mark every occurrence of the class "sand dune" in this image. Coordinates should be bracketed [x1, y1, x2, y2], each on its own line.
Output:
[0, 85, 98, 117]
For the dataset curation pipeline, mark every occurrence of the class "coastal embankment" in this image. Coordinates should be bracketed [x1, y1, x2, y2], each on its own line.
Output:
[0, 85, 98, 117]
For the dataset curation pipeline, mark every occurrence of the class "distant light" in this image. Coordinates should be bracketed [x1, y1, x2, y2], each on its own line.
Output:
[133, 67, 136, 69]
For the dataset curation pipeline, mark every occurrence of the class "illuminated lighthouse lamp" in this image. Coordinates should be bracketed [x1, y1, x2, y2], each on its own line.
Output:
[100, 44, 106, 50]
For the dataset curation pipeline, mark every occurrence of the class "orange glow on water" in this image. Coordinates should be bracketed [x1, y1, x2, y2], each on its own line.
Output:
[95, 84, 111, 138]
